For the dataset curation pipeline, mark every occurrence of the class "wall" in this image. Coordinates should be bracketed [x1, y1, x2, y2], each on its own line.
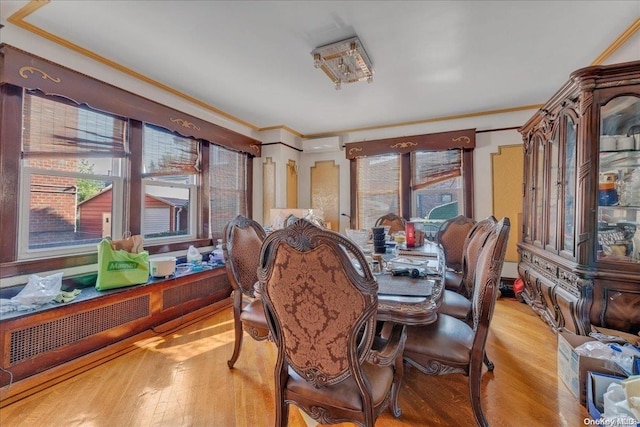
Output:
[2, 10, 639, 282]
[293, 110, 534, 278]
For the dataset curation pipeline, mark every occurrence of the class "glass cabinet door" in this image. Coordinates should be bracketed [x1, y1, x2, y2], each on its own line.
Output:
[534, 135, 545, 246]
[597, 95, 640, 263]
[561, 115, 577, 257]
[546, 129, 559, 251]
[523, 143, 534, 243]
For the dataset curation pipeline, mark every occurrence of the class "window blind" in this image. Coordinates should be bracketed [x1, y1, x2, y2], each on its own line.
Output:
[143, 124, 200, 177]
[411, 149, 462, 191]
[210, 144, 249, 237]
[22, 90, 127, 158]
[356, 154, 400, 229]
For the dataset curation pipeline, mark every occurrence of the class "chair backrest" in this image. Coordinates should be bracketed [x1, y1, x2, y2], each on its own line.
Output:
[258, 219, 378, 388]
[284, 214, 299, 227]
[304, 213, 326, 229]
[469, 217, 510, 367]
[222, 215, 266, 297]
[374, 213, 406, 236]
[460, 216, 498, 297]
[436, 215, 476, 272]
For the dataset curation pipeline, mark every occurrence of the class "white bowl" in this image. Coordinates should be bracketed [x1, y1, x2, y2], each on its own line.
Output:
[149, 257, 176, 277]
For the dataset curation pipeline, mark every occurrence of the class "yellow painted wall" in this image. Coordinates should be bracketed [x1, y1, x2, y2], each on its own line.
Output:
[491, 145, 523, 263]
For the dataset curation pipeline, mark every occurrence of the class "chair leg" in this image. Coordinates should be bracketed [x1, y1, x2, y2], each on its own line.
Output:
[469, 362, 489, 427]
[227, 318, 244, 368]
[227, 291, 244, 368]
[389, 352, 403, 418]
[278, 402, 288, 427]
[483, 353, 494, 372]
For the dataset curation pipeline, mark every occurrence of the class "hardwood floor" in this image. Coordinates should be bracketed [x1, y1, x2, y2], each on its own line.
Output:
[0, 296, 589, 426]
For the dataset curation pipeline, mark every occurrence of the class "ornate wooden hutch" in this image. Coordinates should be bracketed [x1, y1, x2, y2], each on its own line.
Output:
[518, 60, 640, 336]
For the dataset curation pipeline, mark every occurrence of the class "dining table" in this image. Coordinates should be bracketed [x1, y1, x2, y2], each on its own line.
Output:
[373, 242, 446, 326]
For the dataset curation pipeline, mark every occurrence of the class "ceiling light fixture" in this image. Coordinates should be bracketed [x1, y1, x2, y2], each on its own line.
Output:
[311, 36, 374, 90]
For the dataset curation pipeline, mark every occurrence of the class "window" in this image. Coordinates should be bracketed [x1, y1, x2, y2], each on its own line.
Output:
[354, 149, 466, 228]
[209, 144, 249, 238]
[19, 91, 127, 259]
[412, 150, 464, 220]
[2, 46, 260, 276]
[356, 154, 400, 228]
[142, 125, 199, 242]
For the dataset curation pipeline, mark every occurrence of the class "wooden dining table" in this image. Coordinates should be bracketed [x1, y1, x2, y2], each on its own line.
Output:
[376, 274, 444, 326]
[374, 242, 445, 326]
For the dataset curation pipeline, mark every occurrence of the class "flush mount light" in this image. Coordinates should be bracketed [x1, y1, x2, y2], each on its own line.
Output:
[311, 36, 374, 90]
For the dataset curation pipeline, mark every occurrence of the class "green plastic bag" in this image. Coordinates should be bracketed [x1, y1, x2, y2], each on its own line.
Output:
[95, 239, 150, 291]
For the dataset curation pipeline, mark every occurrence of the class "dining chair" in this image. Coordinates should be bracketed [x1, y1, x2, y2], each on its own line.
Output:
[400, 217, 510, 427]
[436, 215, 476, 293]
[437, 216, 499, 372]
[374, 213, 407, 236]
[438, 216, 499, 321]
[222, 215, 270, 369]
[258, 219, 407, 427]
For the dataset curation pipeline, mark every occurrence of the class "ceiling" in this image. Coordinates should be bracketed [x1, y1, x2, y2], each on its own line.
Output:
[2, 1, 640, 137]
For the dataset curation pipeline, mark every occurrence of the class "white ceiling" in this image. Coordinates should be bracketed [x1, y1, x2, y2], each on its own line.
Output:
[2, 1, 640, 137]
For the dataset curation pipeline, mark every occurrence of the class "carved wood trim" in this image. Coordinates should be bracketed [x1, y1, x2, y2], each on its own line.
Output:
[344, 128, 475, 159]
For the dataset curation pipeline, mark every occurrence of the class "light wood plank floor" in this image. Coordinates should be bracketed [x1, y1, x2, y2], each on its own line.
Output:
[0, 296, 589, 426]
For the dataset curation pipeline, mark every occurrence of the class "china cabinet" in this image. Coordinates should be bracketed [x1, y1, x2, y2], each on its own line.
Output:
[518, 61, 640, 336]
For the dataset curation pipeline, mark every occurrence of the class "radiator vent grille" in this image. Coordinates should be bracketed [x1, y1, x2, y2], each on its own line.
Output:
[163, 277, 215, 309]
[9, 295, 150, 365]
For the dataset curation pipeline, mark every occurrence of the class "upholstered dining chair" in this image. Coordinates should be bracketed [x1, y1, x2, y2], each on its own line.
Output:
[258, 219, 407, 427]
[438, 216, 499, 321]
[374, 213, 407, 236]
[222, 215, 270, 369]
[436, 215, 476, 294]
[437, 216, 499, 371]
[398, 217, 510, 427]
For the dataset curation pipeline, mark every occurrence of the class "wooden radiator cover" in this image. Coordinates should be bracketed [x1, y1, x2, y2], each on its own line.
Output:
[0, 269, 231, 388]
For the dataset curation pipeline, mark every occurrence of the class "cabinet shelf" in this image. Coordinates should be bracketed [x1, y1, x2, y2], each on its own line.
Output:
[600, 151, 640, 168]
[599, 205, 640, 210]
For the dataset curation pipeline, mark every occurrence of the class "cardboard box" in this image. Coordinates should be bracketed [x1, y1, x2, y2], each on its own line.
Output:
[557, 330, 623, 404]
[587, 371, 639, 426]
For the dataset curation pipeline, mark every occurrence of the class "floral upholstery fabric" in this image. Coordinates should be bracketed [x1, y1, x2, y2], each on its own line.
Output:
[231, 227, 263, 295]
[265, 243, 367, 381]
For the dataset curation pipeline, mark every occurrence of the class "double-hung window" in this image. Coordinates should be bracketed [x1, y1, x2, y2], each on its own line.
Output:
[142, 124, 199, 243]
[352, 142, 471, 229]
[412, 150, 464, 219]
[356, 154, 401, 228]
[19, 90, 127, 259]
[209, 144, 249, 238]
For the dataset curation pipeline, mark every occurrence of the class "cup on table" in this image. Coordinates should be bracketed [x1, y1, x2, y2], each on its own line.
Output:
[371, 227, 387, 254]
[372, 254, 385, 275]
